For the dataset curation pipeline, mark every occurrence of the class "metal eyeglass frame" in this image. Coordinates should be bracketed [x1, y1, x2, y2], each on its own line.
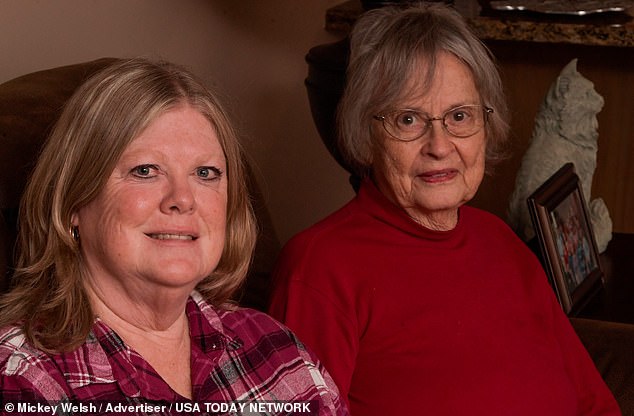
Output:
[373, 105, 494, 142]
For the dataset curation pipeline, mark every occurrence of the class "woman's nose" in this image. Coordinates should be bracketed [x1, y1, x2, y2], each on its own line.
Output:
[422, 119, 454, 158]
[161, 177, 195, 214]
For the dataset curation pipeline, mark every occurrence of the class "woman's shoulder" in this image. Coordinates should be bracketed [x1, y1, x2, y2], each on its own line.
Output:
[288, 203, 359, 247]
[213, 307, 346, 412]
[0, 325, 69, 400]
[0, 325, 45, 364]
[204, 303, 319, 364]
[205, 304, 328, 371]
[215, 306, 297, 343]
[461, 206, 540, 261]
[278, 200, 376, 272]
[191, 293, 296, 344]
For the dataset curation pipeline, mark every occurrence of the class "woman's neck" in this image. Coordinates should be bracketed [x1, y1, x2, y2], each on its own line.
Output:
[83, 272, 194, 330]
[89, 288, 189, 342]
[406, 207, 458, 231]
[86, 281, 194, 398]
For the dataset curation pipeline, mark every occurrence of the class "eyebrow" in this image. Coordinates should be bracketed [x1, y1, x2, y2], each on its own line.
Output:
[396, 102, 480, 114]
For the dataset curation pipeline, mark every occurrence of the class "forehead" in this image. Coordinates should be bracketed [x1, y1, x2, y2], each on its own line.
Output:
[399, 53, 478, 105]
[123, 105, 223, 157]
[146, 105, 214, 137]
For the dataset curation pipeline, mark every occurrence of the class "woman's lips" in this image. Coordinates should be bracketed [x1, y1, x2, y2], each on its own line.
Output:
[146, 233, 197, 241]
[419, 169, 458, 183]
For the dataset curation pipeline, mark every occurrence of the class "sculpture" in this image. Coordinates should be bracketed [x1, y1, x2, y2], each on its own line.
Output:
[507, 59, 612, 252]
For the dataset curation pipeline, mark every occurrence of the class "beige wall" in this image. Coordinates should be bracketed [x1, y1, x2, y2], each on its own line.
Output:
[0, 0, 354, 244]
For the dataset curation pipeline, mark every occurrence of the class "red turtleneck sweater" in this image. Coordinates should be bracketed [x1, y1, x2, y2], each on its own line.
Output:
[269, 178, 618, 416]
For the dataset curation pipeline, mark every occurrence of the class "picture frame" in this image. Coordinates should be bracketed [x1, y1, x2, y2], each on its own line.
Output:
[527, 163, 604, 315]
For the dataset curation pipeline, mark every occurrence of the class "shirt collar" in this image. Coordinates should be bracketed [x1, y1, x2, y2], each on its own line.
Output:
[63, 291, 241, 400]
[187, 291, 243, 354]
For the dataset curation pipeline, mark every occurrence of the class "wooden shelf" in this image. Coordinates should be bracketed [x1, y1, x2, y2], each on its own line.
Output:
[326, 0, 634, 47]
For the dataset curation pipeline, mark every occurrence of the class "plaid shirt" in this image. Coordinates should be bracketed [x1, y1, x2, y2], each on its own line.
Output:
[0, 291, 347, 415]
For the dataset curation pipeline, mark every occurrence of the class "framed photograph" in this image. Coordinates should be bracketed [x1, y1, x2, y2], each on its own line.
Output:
[527, 163, 603, 315]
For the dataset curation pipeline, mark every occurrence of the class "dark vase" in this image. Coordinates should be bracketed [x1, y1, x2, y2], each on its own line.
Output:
[304, 38, 351, 175]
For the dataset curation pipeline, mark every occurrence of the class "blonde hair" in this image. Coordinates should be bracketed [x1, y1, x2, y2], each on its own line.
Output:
[338, 3, 509, 178]
[0, 58, 256, 353]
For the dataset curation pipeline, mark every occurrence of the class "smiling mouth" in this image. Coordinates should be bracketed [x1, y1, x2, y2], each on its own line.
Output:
[425, 172, 451, 179]
[420, 169, 458, 183]
[423, 170, 456, 177]
[147, 233, 197, 241]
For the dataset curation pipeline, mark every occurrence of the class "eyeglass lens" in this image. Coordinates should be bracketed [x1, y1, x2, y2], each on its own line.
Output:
[382, 105, 488, 141]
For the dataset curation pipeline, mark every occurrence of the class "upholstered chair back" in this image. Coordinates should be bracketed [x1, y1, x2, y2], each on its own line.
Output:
[0, 58, 278, 309]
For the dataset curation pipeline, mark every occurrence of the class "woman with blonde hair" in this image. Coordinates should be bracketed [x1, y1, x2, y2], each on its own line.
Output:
[0, 58, 346, 414]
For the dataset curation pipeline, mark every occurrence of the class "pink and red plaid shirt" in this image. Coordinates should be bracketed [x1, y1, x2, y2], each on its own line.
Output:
[0, 291, 347, 415]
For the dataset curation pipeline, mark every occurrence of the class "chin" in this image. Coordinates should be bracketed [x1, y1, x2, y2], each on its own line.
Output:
[147, 265, 209, 288]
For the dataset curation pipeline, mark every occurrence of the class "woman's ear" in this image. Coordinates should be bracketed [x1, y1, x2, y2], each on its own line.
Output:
[71, 212, 79, 227]
[69, 212, 81, 242]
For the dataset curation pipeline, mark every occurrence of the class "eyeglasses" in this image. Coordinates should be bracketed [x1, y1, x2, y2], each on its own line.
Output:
[373, 105, 493, 142]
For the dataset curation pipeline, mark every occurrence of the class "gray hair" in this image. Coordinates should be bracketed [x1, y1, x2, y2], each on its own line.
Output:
[337, 3, 509, 177]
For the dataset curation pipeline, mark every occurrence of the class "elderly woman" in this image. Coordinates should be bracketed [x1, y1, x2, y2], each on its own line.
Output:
[0, 58, 346, 414]
[269, 4, 618, 416]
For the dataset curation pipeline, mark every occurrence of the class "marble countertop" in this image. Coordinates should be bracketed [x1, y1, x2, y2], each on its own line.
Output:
[326, 0, 634, 47]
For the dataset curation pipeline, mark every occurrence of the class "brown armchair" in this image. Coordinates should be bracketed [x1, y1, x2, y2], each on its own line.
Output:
[0, 58, 279, 310]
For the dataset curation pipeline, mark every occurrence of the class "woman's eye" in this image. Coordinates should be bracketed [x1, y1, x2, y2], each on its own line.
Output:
[395, 112, 421, 128]
[449, 109, 471, 123]
[197, 166, 223, 180]
[131, 164, 157, 177]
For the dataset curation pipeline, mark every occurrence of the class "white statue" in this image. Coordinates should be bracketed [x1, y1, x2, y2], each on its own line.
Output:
[507, 59, 612, 252]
